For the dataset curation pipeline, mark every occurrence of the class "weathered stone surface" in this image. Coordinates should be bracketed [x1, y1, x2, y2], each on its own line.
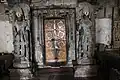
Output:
[75, 65, 98, 77]
[9, 68, 33, 80]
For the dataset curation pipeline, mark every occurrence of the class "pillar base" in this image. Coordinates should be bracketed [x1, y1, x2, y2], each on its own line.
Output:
[74, 65, 98, 78]
[9, 68, 33, 80]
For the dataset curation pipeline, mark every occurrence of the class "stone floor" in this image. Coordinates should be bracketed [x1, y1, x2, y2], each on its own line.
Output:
[0, 74, 98, 80]
[0, 67, 98, 80]
[0, 76, 98, 80]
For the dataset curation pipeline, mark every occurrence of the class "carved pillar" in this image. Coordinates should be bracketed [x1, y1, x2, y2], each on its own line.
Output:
[32, 10, 44, 68]
[67, 9, 76, 67]
[8, 3, 33, 80]
[75, 2, 97, 78]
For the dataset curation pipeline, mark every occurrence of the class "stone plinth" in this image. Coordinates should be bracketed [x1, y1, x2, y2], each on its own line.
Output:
[75, 65, 98, 78]
[9, 68, 33, 80]
[34, 68, 74, 80]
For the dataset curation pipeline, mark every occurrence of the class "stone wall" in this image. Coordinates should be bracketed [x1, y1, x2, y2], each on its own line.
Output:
[0, 4, 14, 53]
[96, 0, 120, 49]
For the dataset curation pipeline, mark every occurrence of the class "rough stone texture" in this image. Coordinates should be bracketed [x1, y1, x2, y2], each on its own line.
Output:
[0, 21, 14, 53]
[75, 65, 98, 78]
[9, 68, 33, 80]
[34, 68, 74, 80]
[0, 4, 14, 53]
[74, 76, 98, 80]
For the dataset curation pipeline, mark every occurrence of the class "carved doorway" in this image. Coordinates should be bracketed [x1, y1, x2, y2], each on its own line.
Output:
[44, 19, 67, 66]
[32, 8, 75, 67]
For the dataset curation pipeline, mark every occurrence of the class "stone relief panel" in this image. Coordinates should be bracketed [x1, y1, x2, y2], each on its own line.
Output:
[9, 3, 32, 68]
[76, 2, 95, 64]
[76, 16, 94, 64]
[8, 3, 33, 80]
[75, 2, 97, 78]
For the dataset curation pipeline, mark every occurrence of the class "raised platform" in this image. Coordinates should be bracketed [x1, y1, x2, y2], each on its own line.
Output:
[34, 67, 74, 80]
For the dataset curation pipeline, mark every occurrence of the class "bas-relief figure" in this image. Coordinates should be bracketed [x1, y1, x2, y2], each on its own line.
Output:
[10, 3, 31, 68]
[76, 2, 94, 64]
[75, 2, 97, 78]
[77, 16, 93, 61]
[13, 21, 30, 67]
[8, 3, 33, 80]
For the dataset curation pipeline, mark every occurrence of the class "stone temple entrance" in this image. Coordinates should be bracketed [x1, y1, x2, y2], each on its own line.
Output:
[8, 2, 97, 79]
[32, 8, 76, 68]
